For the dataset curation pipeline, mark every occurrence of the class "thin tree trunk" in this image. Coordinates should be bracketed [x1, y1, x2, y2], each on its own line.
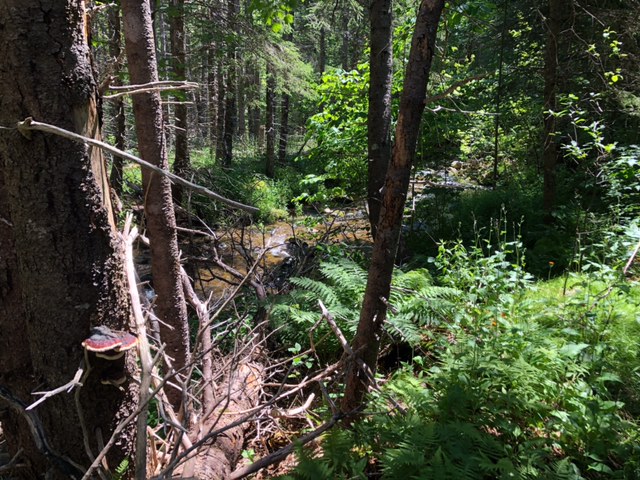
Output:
[216, 57, 227, 162]
[278, 93, 290, 163]
[319, 26, 326, 75]
[265, 62, 276, 178]
[121, 0, 190, 409]
[108, 4, 127, 197]
[223, 0, 239, 166]
[543, 0, 573, 222]
[237, 61, 247, 139]
[169, 0, 190, 204]
[341, 9, 350, 70]
[0, 2, 137, 477]
[367, 0, 393, 238]
[341, 0, 445, 415]
[492, 0, 509, 189]
[248, 64, 261, 140]
[208, 46, 218, 158]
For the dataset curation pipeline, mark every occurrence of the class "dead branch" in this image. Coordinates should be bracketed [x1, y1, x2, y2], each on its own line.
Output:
[15, 117, 259, 214]
[624, 237, 640, 275]
[26, 363, 85, 411]
[227, 414, 342, 480]
[121, 215, 154, 479]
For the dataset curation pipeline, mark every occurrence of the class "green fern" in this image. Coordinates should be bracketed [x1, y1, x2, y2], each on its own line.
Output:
[271, 256, 463, 355]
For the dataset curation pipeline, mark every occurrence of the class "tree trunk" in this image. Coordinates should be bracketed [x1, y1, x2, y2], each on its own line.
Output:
[367, 0, 393, 238]
[341, 0, 445, 415]
[265, 62, 277, 178]
[121, 0, 191, 409]
[492, 0, 509, 189]
[543, 0, 573, 222]
[247, 64, 261, 140]
[208, 46, 219, 157]
[319, 26, 326, 75]
[341, 9, 350, 70]
[216, 57, 227, 162]
[237, 61, 247, 139]
[278, 93, 290, 163]
[169, 0, 191, 204]
[108, 4, 127, 197]
[223, 0, 239, 166]
[0, 2, 137, 477]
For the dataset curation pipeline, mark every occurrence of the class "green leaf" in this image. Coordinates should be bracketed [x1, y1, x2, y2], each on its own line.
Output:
[558, 343, 589, 357]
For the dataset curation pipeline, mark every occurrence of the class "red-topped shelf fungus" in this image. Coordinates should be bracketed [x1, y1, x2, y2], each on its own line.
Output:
[81, 326, 138, 360]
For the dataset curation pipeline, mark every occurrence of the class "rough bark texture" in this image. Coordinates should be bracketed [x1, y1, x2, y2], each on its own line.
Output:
[367, 0, 393, 238]
[0, 2, 137, 477]
[543, 0, 573, 221]
[265, 62, 277, 178]
[174, 363, 262, 479]
[169, 0, 191, 204]
[341, 0, 445, 415]
[121, 0, 190, 409]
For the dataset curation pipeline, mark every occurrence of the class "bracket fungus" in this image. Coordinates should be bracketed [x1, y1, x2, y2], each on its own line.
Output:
[81, 325, 138, 360]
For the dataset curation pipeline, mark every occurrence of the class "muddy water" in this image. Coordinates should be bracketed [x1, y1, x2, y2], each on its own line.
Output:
[196, 207, 372, 298]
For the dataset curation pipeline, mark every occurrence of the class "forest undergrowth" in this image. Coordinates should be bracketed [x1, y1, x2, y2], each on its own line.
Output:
[151, 142, 640, 479]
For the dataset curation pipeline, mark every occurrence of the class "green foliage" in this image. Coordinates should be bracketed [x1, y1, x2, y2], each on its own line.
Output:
[271, 255, 461, 357]
[286, 224, 640, 479]
[297, 67, 369, 205]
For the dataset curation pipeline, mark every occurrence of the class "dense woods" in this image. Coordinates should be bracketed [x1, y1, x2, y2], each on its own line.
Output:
[1, 0, 639, 479]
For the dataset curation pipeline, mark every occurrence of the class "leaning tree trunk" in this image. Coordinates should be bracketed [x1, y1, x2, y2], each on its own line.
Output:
[367, 0, 393, 238]
[169, 0, 191, 204]
[0, 1, 137, 478]
[121, 0, 191, 409]
[341, 0, 445, 415]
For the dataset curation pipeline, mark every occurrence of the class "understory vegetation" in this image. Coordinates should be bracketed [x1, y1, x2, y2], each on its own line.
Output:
[102, 0, 640, 477]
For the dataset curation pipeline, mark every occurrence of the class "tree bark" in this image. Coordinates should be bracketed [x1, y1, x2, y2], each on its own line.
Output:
[265, 62, 277, 178]
[169, 0, 191, 204]
[208, 46, 219, 157]
[543, 0, 573, 222]
[107, 4, 127, 197]
[319, 26, 327, 75]
[367, 0, 393, 238]
[341, 0, 445, 415]
[121, 0, 190, 409]
[216, 57, 227, 162]
[0, 2, 137, 477]
[247, 64, 261, 140]
[278, 93, 290, 163]
[223, 0, 239, 166]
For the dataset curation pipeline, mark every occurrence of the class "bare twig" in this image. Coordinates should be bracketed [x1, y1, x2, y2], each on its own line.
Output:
[227, 414, 342, 480]
[623, 237, 640, 275]
[26, 364, 85, 411]
[15, 117, 259, 214]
